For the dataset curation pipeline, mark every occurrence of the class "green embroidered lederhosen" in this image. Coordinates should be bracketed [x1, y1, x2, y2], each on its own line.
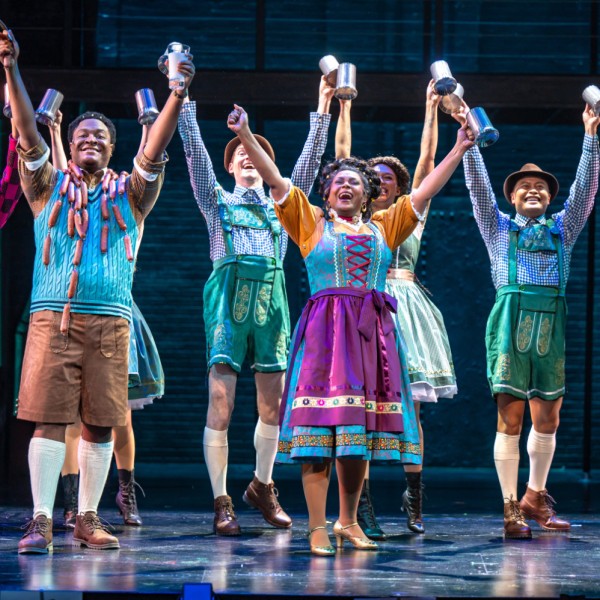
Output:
[203, 187, 290, 373]
[485, 219, 566, 400]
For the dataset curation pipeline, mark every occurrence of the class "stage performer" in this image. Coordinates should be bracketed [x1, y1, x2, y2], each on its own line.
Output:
[461, 102, 599, 539]
[1, 27, 194, 554]
[226, 103, 474, 555]
[58, 126, 165, 529]
[177, 77, 333, 535]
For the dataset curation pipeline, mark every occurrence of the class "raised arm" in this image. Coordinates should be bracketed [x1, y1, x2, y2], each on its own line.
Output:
[335, 99, 352, 160]
[411, 124, 475, 214]
[412, 80, 441, 189]
[290, 76, 333, 196]
[1, 29, 39, 150]
[558, 103, 600, 245]
[47, 109, 67, 170]
[228, 104, 288, 201]
[0, 120, 23, 228]
[142, 58, 195, 162]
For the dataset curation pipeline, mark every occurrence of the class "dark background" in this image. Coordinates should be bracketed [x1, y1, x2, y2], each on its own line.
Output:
[1, 0, 600, 499]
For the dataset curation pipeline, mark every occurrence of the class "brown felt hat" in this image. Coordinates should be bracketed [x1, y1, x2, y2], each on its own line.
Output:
[223, 135, 275, 173]
[503, 163, 559, 203]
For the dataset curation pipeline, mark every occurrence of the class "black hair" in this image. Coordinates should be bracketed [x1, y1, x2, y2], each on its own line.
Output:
[318, 157, 381, 222]
[67, 111, 117, 145]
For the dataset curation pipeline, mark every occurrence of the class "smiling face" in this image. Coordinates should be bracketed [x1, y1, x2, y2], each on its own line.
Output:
[228, 144, 261, 187]
[510, 176, 551, 219]
[372, 164, 398, 211]
[69, 118, 114, 173]
[327, 169, 367, 217]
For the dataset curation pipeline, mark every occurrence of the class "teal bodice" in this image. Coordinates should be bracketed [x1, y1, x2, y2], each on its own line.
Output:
[304, 221, 392, 293]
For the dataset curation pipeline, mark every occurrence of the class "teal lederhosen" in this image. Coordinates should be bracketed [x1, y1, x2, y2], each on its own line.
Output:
[485, 220, 567, 401]
[203, 186, 290, 373]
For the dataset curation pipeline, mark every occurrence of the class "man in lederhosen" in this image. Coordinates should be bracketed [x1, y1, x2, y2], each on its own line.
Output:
[178, 79, 333, 535]
[462, 103, 599, 539]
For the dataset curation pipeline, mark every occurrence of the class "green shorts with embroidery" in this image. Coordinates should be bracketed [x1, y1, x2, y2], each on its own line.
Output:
[203, 255, 290, 373]
[485, 284, 566, 401]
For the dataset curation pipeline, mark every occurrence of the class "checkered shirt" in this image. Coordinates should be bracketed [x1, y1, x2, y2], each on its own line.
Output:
[0, 135, 23, 229]
[463, 134, 599, 290]
[178, 101, 331, 262]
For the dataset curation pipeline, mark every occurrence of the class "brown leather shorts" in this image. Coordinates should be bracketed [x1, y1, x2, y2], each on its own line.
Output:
[17, 310, 130, 427]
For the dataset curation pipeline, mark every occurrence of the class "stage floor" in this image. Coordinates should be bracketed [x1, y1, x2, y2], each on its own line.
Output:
[1, 467, 600, 599]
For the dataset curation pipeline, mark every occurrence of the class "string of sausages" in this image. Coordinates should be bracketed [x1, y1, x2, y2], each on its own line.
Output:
[43, 162, 132, 334]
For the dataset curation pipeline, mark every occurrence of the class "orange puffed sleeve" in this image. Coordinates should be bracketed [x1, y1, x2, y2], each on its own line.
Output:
[274, 185, 326, 258]
[371, 194, 419, 250]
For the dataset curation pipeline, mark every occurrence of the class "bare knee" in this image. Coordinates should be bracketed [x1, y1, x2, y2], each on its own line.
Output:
[81, 423, 112, 444]
[34, 423, 67, 443]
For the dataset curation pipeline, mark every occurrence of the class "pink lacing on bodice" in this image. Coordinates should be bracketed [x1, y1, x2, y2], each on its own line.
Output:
[346, 235, 372, 287]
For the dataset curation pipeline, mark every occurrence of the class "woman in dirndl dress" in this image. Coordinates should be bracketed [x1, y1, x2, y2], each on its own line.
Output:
[226, 103, 473, 555]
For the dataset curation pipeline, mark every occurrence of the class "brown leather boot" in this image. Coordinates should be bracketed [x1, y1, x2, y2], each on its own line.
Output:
[503, 497, 532, 539]
[519, 485, 571, 531]
[73, 512, 120, 549]
[18, 515, 53, 554]
[214, 495, 241, 536]
[116, 469, 143, 526]
[242, 476, 292, 529]
[62, 473, 79, 530]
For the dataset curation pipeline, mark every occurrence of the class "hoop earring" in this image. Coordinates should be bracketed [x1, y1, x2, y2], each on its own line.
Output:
[361, 203, 367, 213]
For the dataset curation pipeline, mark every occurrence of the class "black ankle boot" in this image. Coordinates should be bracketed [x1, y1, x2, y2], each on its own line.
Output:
[402, 472, 425, 534]
[116, 469, 143, 526]
[357, 479, 387, 540]
[62, 473, 79, 530]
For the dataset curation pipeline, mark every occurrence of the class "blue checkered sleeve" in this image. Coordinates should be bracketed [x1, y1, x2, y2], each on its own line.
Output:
[290, 112, 331, 197]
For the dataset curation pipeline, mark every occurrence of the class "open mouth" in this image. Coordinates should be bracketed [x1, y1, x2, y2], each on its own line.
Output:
[338, 191, 353, 200]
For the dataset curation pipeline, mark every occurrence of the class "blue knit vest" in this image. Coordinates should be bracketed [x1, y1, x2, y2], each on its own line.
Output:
[31, 170, 138, 321]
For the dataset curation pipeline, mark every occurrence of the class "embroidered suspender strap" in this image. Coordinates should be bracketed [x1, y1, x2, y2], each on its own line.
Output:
[508, 221, 519, 285]
[266, 202, 282, 267]
[216, 185, 235, 256]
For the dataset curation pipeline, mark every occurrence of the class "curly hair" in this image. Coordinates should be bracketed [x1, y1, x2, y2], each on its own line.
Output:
[318, 157, 382, 222]
[67, 111, 117, 145]
[367, 155, 411, 198]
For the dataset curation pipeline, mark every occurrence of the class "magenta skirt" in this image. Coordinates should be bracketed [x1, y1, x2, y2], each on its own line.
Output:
[281, 287, 405, 434]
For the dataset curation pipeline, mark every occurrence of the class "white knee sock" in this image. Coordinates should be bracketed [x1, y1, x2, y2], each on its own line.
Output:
[78, 439, 114, 514]
[527, 428, 556, 492]
[203, 427, 228, 498]
[254, 419, 279, 484]
[29, 437, 66, 519]
[494, 432, 520, 502]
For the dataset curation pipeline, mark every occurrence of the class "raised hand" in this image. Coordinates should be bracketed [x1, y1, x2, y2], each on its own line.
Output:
[583, 103, 600, 137]
[426, 79, 441, 108]
[227, 104, 249, 136]
[177, 58, 195, 91]
[0, 29, 19, 69]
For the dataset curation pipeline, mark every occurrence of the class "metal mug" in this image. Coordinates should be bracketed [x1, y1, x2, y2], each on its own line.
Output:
[135, 88, 159, 125]
[430, 60, 457, 96]
[158, 42, 192, 90]
[440, 83, 465, 115]
[466, 107, 499, 147]
[35, 89, 64, 126]
[3, 83, 11, 118]
[582, 85, 600, 116]
[335, 63, 357, 101]
[319, 55, 339, 87]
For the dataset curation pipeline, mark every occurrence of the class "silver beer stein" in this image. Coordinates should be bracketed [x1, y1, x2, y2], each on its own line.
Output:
[135, 89, 159, 125]
[335, 63, 357, 101]
[3, 83, 11, 118]
[582, 85, 600, 116]
[466, 107, 499, 147]
[430, 60, 457, 96]
[158, 42, 192, 90]
[319, 55, 339, 87]
[440, 83, 464, 115]
[35, 89, 64, 126]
